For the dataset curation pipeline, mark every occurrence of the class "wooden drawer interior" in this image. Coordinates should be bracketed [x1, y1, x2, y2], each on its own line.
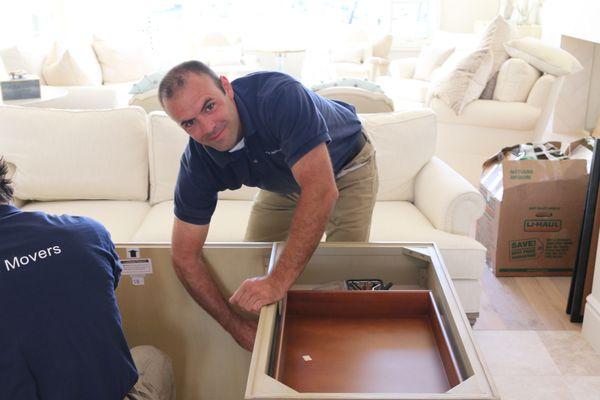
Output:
[271, 290, 462, 393]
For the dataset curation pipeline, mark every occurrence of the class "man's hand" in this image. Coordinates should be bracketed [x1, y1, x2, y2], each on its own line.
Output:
[229, 316, 258, 352]
[229, 275, 288, 314]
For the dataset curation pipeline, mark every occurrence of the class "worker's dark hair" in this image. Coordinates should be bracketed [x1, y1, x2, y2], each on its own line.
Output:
[0, 158, 14, 204]
[158, 60, 224, 106]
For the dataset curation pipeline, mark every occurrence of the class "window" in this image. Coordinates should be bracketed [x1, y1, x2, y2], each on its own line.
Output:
[389, 0, 439, 45]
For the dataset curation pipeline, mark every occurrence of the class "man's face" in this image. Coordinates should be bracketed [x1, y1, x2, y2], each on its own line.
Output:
[164, 73, 242, 152]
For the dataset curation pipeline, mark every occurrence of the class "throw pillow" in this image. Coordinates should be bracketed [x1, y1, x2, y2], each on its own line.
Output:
[504, 37, 583, 76]
[43, 42, 103, 86]
[478, 15, 518, 77]
[129, 71, 166, 94]
[0, 40, 52, 84]
[92, 35, 157, 84]
[429, 44, 493, 114]
[479, 71, 498, 100]
[493, 58, 541, 102]
[413, 44, 455, 81]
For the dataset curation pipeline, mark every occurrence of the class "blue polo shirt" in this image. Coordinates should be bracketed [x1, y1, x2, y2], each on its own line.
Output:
[174, 71, 364, 225]
[0, 205, 137, 400]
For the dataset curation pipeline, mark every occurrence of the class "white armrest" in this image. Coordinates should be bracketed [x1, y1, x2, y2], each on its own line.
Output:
[414, 157, 484, 236]
[389, 58, 417, 79]
[527, 74, 557, 108]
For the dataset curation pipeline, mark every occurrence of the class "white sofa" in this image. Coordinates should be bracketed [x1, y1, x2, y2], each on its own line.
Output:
[378, 56, 565, 184]
[0, 105, 486, 322]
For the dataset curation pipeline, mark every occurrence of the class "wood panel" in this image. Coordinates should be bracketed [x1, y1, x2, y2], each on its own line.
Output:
[273, 290, 461, 393]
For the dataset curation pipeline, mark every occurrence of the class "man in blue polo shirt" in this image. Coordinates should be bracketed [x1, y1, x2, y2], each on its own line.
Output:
[0, 159, 174, 399]
[159, 61, 378, 351]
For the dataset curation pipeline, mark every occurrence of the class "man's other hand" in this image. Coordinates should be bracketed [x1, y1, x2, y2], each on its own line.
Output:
[229, 275, 287, 314]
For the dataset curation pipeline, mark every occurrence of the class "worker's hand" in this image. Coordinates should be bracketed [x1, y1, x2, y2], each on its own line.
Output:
[229, 275, 287, 314]
[229, 316, 258, 352]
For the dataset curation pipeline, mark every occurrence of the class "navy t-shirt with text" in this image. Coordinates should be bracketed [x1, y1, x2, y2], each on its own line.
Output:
[0, 205, 137, 400]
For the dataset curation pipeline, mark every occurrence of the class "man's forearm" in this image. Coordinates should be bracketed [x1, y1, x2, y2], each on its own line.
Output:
[270, 185, 338, 288]
[172, 255, 239, 332]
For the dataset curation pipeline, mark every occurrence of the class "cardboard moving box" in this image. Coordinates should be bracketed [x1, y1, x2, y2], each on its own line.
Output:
[477, 142, 589, 276]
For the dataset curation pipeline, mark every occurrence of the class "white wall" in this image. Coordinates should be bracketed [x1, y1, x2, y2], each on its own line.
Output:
[440, 0, 499, 33]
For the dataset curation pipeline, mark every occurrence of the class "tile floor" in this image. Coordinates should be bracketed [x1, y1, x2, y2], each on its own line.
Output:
[474, 330, 600, 399]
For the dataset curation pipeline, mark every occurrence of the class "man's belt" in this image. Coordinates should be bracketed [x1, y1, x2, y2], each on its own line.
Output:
[340, 132, 367, 169]
[336, 132, 368, 179]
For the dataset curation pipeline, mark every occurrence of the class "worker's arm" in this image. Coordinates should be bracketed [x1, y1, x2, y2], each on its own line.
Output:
[229, 142, 338, 313]
[171, 218, 256, 351]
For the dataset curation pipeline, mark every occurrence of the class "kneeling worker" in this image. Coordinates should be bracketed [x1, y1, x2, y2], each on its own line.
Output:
[159, 62, 379, 352]
[0, 159, 174, 400]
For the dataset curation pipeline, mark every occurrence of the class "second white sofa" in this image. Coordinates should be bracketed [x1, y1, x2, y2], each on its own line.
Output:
[0, 105, 486, 321]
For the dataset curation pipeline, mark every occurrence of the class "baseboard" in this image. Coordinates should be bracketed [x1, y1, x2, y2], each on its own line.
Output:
[582, 294, 600, 353]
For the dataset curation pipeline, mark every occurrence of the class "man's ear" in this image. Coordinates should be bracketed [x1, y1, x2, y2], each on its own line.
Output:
[220, 75, 234, 98]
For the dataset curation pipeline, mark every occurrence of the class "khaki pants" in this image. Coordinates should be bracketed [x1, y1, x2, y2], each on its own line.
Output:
[244, 137, 378, 242]
[124, 346, 175, 400]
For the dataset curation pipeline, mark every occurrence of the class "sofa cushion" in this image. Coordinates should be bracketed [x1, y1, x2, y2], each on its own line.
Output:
[148, 112, 189, 205]
[504, 37, 583, 76]
[413, 44, 454, 81]
[479, 15, 518, 78]
[377, 76, 430, 103]
[431, 98, 541, 131]
[494, 58, 541, 102]
[132, 200, 253, 242]
[359, 110, 436, 201]
[370, 201, 485, 279]
[429, 43, 494, 114]
[92, 36, 157, 84]
[148, 110, 436, 205]
[0, 106, 149, 201]
[147, 112, 259, 204]
[134, 199, 484, 280]
[21, 200, 150, 243]
[43, 42, 103, 86]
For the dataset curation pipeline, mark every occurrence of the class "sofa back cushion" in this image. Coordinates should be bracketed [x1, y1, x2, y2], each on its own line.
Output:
[360, 110, 436, 201]
[92, 36, 157, 84]
[43, 41, 103, 86]
[148, 112, 258, 205]
[0, 56, 7, 80]
[493, 58, 541, 102]
[148, 111, 435, 204]
[0, 106, 148, 201]
[0, 39, 52, 84]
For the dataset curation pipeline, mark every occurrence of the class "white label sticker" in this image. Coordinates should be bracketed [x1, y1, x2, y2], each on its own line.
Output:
[125, 248, 141, 258]
[121, 258, 153, 276]
[131, 275, 145, 285]
[302, 355, 312, 362]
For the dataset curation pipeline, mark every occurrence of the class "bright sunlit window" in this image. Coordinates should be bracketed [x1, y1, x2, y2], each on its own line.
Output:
[1, 0, 439, 50]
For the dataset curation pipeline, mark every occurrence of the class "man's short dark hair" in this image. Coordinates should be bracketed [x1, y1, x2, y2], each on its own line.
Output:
[158, 60, 224, 107]
[0, 158, 14, 204]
